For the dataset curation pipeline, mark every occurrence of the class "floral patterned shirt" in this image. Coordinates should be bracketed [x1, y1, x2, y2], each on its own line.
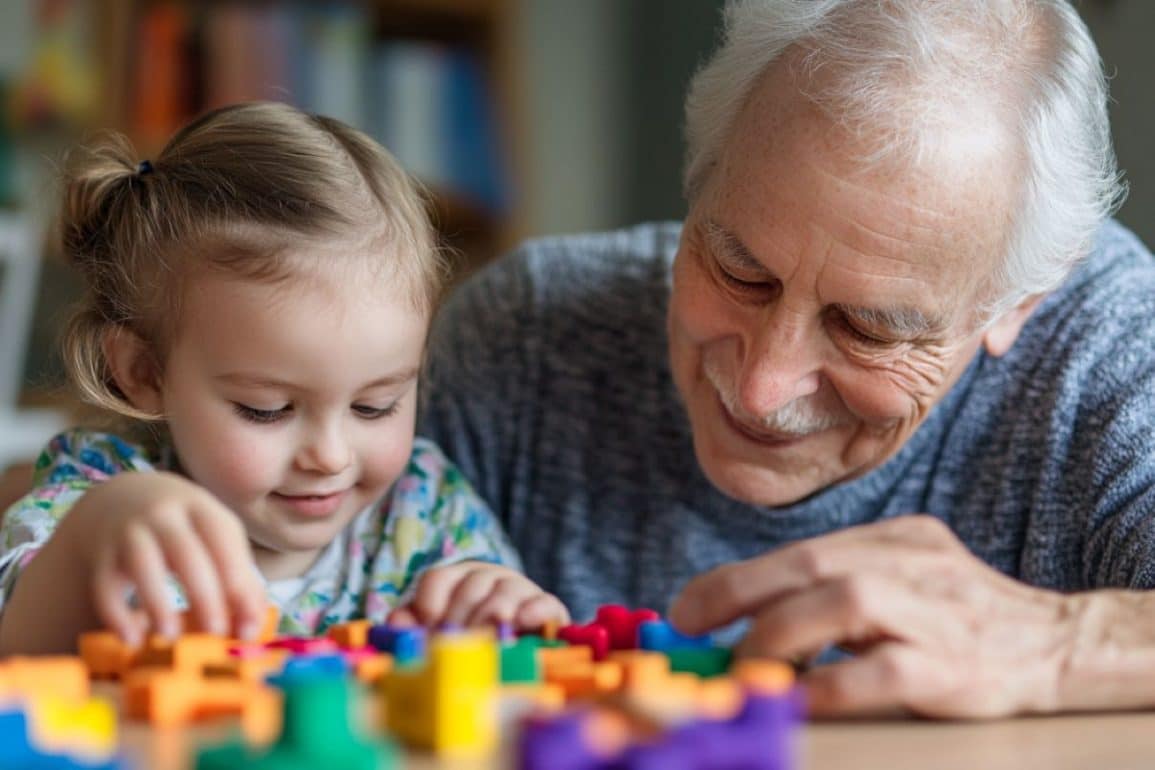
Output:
[0, 430, 521, 636]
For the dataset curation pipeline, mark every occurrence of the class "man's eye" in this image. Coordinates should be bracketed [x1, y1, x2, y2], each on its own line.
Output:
[353, 403, 399, 420]
[712, 254, 772, 292]
[233, 403, 291, 424]
[839, 318, 893, 346]
[718, 263, 765, 289]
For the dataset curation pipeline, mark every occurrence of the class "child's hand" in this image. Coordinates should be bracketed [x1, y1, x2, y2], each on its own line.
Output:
[389, 562, 570, 632]
[57, 471, 266, 645]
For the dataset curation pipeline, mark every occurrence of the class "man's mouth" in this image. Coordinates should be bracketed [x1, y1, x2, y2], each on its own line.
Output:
[717, 395, 811, 445]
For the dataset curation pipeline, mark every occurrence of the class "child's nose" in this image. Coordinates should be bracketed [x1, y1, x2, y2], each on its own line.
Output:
[296, 425, 353, 475]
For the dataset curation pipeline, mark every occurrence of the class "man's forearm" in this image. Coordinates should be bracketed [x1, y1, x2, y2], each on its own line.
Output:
[1056, 590, 1155, 712]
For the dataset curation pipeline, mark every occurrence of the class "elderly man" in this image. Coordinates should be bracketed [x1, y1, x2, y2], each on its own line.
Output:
[421, 0, 1155, 717]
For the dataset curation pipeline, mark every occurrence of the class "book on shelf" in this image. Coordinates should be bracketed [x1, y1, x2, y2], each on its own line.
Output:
[124, 1, 510, 216]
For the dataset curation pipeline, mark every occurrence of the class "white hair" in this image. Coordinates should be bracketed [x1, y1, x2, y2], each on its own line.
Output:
[684, 0, 1126, 317]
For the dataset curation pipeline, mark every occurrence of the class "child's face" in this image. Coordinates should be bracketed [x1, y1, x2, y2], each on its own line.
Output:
[148, 257, 428, 579]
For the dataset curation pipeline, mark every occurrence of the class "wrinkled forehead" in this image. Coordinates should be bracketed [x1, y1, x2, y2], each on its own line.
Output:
[699, 69, 1022, 331]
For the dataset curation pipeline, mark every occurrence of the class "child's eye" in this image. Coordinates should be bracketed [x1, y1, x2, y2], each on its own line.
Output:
[353, 403, 399, 420]
[233, 403, 291, 424]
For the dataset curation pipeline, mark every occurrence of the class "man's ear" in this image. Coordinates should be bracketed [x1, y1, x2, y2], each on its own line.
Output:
[982, 294, 1046, 358]
[103, 326, 164, 415]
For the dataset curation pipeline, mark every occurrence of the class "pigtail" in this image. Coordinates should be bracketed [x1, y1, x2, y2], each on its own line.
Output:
[58, 133, 166, 421]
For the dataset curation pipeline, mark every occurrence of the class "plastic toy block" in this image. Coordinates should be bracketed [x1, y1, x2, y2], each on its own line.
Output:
[255, 605, 281, 643]
[264, 637, 338, 656]
[135, 632, 231, 673]
[594, 605, 661, 650]
[547, 660, 624, 700]
[667, 647, 733, 678]
[0, 657, 90, 702]
[559, 623, 611, 661]
[368, 624, 426, 662]
[0, 709, 37, 765]
[78, 631, 136, 679]
[517, 634, 566, 649]
[342, 647, 393, 685]
[617, 672, 703, 723]
[494, 621, 517, 643]
[197, 677, 391, 770]
[500, 683, 565, 713]
[123, 667, 275, 728]
[518, 686, 800, 770]
[696, 678, 743, 720]
[26, 693, 117, 761]
[327, 619, 371, 649]
[383, 630, 498, 756]
[609, 650, 671, 689]
[730, 659, 795, 696]
[280, 653, 349, 680]
[0, 706, 127, 770]
[500, 636, 542, 683]
[204, 650, 287, 681]
[176, 604, 280, 644]
[517, 710, 630, 770]
[540, 619, 560, 641]
[637, 620, 713, 653]
[539, 645, 593, 678]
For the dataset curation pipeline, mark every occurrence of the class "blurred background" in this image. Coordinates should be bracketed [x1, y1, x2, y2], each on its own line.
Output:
[0, 0, 1150, 474]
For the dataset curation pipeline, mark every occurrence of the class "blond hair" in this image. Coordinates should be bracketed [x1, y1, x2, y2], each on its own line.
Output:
[59, 101, 446, 420]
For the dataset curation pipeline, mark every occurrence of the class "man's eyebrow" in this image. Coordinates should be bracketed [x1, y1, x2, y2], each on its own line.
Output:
[704, 220, 765, 270]
[215, 367, 420, 390]
[834, 304, 947, 337]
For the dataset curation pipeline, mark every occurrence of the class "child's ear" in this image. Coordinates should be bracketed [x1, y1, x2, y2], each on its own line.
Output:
[103, 326, 163, 414]
[982, 294, 1046, 358]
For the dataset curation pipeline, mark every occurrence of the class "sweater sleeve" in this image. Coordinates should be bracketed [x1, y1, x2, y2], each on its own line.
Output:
[1072, 334, 1155, 589]
[0, 429, 158, 611]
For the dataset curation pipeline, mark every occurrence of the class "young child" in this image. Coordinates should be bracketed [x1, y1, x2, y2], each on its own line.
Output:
[0, 102, 567, 654]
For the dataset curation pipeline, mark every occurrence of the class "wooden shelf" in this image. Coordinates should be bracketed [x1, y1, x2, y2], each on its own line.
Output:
[92, 0, 523, 269]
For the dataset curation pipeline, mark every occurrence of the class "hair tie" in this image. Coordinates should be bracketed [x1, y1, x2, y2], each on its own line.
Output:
[136, 160, 154, 176]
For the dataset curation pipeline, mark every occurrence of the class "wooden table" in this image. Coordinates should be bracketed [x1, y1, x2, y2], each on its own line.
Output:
[116, 706, 1155, 770]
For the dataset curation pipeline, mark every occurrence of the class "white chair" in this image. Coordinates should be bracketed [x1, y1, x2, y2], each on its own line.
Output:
[0, 210, 66, 472]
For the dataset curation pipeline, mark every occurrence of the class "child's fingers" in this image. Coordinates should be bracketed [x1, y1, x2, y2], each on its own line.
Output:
[119, 526, 180, 639]
[92, 551, 143, 646]
[387, 606, 419, 627]
[408, 563, 474, 626]
[465, 578, 532, 627]
[153, 519, 228, 636]
[442, 567, 502, 627]
[514, 593, 571, 632]
[188, 507, 264, 639]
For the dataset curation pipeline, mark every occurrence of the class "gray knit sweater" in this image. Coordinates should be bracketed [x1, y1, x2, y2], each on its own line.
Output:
[420, 220, 1155, 624]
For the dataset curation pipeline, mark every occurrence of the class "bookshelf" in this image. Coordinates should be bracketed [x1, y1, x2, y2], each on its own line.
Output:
[90, 0, 523, 270]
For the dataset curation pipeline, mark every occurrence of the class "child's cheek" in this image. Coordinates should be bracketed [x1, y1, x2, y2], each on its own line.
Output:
[186, 437, 278, 503]
[363, 435, 415, 494]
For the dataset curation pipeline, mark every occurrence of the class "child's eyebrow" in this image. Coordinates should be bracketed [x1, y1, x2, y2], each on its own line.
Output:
[216, 367, 420, 390]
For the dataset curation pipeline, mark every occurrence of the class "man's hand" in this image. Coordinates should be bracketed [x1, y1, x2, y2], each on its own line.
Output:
[669, 515, 1093, 718]
[390, 562, 570, 632]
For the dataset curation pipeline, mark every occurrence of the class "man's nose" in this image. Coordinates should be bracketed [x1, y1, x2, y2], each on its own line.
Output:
[734, 307, 822, 418]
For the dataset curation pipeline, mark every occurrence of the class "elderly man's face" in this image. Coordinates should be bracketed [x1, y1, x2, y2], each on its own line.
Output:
[668, 71, 1024, 506]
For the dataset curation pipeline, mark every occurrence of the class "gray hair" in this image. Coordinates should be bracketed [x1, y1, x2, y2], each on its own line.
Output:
[684, 0, 1126, 316]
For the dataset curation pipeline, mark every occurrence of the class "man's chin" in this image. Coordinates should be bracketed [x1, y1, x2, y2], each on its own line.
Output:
[698, 455, 826, 508]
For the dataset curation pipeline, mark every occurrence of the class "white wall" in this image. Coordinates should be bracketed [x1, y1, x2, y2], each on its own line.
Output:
[516, 0, 628, 237]
[1082, 1, 1155, 246]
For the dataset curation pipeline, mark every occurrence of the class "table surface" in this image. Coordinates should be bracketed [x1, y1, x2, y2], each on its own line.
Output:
[116, 704, 1155, 770]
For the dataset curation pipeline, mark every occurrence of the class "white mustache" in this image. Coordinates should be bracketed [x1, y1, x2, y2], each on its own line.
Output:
[704, 358, 847, 437]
